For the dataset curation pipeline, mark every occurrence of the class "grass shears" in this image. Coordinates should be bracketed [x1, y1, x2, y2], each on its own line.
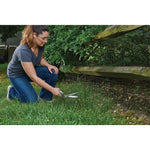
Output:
[60, 91, 78, 98]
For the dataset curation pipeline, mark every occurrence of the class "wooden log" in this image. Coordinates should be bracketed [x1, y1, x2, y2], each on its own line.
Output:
[61, 66, 150, 80]
[95, 25, 145, 41]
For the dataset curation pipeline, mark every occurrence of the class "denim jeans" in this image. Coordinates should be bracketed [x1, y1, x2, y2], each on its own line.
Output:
[8, 66, 58, 103]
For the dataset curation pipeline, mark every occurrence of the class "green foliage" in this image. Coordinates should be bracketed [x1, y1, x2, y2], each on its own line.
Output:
[44, 25, 109, 67]
[45, 25, 150, 67]
[0, 25, 24, 45]
[1, 25, 149, 67]
[86, 25, 150, 66]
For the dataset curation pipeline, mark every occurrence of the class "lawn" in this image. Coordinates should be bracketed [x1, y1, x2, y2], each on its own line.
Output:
[0, 63, 149, 125]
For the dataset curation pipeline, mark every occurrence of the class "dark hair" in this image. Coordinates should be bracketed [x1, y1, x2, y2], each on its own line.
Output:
[20, 25, 49, 48]
[32, 25, 49, 36]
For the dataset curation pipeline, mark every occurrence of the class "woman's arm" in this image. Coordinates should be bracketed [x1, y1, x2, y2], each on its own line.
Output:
[40, 52, 59, 74]
[21, 61, 61, 97]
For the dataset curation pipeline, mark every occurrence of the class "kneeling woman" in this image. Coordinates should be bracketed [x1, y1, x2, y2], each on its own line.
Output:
[7, 25, 62, 103]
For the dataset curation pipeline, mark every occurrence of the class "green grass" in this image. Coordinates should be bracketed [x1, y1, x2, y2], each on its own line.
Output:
[0, 63, 148, 125]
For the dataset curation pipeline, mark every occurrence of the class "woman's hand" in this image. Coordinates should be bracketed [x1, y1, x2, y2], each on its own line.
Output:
[40, 56, 59, 74]
[48, 65, 59, 74]
[52, 88, 62, 97]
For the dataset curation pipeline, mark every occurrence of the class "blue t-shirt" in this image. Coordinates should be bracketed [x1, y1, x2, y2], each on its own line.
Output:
[7, 44, 44, 77]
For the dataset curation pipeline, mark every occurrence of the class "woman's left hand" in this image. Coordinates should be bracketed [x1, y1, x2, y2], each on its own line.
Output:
[48, 65, 59, 74]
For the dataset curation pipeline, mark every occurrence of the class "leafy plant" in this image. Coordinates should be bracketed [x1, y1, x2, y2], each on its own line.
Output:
[44, 25, 109, 68]
[45, 25, 150, 67]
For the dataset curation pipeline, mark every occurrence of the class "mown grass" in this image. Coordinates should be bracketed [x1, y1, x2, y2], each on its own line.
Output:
[0, 63, 148, 125]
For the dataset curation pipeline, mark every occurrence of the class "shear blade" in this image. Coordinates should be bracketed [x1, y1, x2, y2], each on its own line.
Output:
[66, 95, 78, 98]
[66, 92, 79, 97]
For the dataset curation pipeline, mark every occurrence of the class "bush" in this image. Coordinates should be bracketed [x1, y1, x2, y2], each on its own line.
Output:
[44, 25, 109, 68]
[44, 25, 150, 68]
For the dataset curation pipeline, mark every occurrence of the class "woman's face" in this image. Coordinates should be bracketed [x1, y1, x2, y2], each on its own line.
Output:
[34, 31, 49, 47]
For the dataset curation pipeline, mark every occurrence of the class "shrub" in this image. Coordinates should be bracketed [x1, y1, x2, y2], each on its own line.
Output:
[44, 25, 150, 68]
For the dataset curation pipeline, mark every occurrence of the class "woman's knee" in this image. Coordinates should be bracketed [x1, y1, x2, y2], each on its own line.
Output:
[51, 69, 58, 76]
[36, 66, 58, 79]
[43, 68, 58, 80]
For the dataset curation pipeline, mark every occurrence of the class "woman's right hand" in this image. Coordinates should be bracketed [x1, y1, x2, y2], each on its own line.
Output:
[52, 88, 62, 97]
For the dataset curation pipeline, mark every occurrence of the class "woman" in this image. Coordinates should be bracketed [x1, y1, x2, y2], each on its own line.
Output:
[7, 25, 62, 103]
